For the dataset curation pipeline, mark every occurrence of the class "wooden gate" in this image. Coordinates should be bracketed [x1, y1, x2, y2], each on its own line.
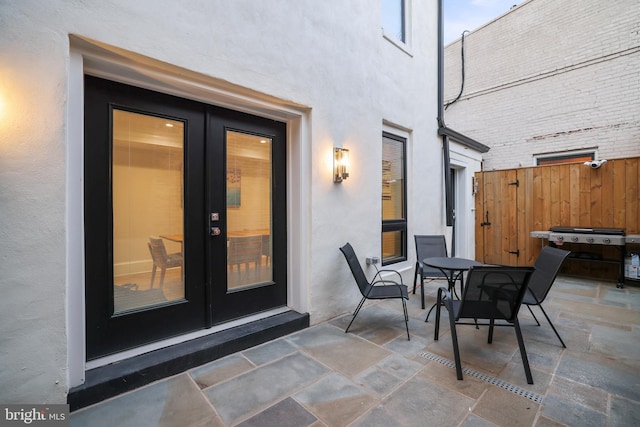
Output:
[475, 169, 522, 265]
[475, 157, 640, 277]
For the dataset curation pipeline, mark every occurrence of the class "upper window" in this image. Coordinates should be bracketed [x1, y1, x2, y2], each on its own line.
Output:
[381, 0, 406, 42]
[536, 152, 594, 166]
[382, 132, 407, 265]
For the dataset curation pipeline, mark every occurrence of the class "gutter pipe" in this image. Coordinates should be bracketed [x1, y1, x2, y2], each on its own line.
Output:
[437, 0, 454, 228]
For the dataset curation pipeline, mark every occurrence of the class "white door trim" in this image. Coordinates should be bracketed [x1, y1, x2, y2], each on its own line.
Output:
[67, 36, 311, 387]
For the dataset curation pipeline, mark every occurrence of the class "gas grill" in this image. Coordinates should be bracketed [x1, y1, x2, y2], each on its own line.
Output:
[548, 227, 626, 246]
[530, 227, 639, 288]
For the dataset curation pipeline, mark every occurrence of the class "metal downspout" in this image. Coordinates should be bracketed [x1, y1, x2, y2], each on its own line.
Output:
[437, 0, 454, 230]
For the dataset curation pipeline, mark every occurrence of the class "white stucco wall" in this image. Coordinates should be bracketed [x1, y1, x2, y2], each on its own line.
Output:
[0, 0, 445, 403]
[443, 0, 640, 170]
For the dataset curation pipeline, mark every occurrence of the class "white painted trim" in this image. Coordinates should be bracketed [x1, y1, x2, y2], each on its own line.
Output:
[449, 141, 483, 260]
[67, 37, 310, 386]
[286, 117, 310, 315]
[67, 49, 87, 388]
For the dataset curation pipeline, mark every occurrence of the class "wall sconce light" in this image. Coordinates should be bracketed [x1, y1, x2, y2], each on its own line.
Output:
[333, 147, 350, 183]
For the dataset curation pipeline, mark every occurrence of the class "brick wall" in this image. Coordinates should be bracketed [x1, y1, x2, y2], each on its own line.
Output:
[444, 0, 640, 170]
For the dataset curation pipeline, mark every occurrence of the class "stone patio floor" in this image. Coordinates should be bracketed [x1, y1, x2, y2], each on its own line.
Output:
[70, 276, 640, 426]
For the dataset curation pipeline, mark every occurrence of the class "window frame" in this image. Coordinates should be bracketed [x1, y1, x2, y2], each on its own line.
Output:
[382, 0, 413, 55]
[381, 0, 406, 43]
[535, 151, 595, 166]
[381, 131, 408, 266]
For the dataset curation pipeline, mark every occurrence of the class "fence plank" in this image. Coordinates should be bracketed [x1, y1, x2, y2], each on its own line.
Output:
[626, 158, 639, 234]
[569, 164, 581, 225]
[475, 173, 485, 261]
[613, 159, 626, 229]
[579, 166, 591, 226]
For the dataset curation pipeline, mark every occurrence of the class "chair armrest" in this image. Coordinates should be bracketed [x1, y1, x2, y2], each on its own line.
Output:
[437, 286, 452, 300]
[436, 286, 454, 311]
[372, 269, 404, 285]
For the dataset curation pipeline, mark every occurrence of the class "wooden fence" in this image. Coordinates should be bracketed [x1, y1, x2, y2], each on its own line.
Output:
[474, 157, 640, 281]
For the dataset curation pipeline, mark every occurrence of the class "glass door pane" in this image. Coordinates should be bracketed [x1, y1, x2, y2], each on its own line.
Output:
[226, 130, 272, 291]
[112, 109, 185, 313]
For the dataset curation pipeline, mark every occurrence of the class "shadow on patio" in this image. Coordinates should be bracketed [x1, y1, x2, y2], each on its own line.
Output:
[71, 276, 640, 426]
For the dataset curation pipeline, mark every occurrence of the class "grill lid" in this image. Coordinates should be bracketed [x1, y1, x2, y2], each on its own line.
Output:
[550, 226, 625, 235]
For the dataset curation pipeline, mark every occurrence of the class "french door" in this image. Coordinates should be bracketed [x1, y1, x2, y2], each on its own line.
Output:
[84, 76, 286, 360]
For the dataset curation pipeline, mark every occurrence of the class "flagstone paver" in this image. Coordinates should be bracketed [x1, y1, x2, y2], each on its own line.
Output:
[71, 277, 640, 426]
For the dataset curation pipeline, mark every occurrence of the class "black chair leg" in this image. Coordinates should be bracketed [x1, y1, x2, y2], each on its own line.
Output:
[449, 315, 463, 380]
[345, 297, 366, 333]
[538, 305, 567, 348]
[527, 305, 541, 326]
[434, 290, 442, 340]
[514, 318, 534, 384]
[412, 264, 427, 309]
[402, 298, 410, 340]
[488, 318, 495, 343]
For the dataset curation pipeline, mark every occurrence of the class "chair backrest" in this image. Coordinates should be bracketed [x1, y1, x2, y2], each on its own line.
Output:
[415, 235, 448, 278]
[228, 235, 263, 264]
[460, 266, 535, 322]
[148, 237, 169, 267]
[339, 243, 371, 297]
[528, 246, 571, 303]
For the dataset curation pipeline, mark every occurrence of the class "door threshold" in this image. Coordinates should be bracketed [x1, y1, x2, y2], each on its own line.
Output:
[68, 310, 309, 411]
[85, 307, 291, 370]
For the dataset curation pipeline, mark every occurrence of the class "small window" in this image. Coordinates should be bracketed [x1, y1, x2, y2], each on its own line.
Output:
[381, 0, 405, 42]
[536, 152, 594, 166]
[382, 132, 407, 265]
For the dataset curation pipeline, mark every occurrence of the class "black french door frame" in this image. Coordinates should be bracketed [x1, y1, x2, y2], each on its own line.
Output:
[207, 107, 287, 324]
[84, 76, 287, 360]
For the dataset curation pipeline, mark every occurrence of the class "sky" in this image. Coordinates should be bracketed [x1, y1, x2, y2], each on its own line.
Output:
[443, 0, 519, 44]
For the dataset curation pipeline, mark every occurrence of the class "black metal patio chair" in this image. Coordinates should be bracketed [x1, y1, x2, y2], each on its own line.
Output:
[522, 245, 571, 347]
[434, 265, 536, 384]
[413, 235, 449, 309]
[339, 243, 410, 340]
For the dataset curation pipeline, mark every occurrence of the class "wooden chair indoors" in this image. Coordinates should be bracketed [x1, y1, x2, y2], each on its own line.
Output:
[148, 237, 183, 288]
[261, 234, 271, 267]
[228, 235, 264, 278]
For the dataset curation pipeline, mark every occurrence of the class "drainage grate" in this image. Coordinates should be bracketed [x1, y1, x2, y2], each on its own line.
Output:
[418, 351, 544, 404]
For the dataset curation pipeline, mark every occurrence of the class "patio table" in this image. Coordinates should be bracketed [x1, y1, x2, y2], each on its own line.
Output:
[423, 257, 482, 322]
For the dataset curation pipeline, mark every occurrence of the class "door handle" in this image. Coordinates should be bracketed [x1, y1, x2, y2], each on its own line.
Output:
[480, 211, 491, 227]
[210, 227, 221, 236]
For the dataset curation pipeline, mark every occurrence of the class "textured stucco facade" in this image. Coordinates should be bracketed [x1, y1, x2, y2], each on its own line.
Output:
[0, 0, 478, 404]
[443, 0, 640, 170]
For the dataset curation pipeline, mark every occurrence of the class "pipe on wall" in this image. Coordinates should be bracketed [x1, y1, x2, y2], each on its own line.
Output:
[437, 0, 454, 227]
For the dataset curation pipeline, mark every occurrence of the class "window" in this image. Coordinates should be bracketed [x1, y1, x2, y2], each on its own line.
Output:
[381, 0, 405, 42]
[536, 152, 594, 166]
[382, 132, 407, 265]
